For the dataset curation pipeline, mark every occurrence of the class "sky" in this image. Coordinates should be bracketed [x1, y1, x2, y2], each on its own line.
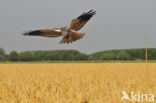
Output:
[0, 0, 156, 54]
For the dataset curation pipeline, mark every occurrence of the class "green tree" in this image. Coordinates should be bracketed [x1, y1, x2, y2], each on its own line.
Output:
[116, 50, 131, 60]
[0, 47, 6, 61]
[9, 51, 18, 61]
[66, 54, 75, 60]
[100, 53, 116, 60]
[18, 52, 34, 61]
[76, 54, 88, 60]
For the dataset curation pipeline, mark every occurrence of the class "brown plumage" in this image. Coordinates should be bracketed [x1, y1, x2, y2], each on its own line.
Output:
[59, 32, 85, 44]
[23, 10, 96, 44]
[23, 29, 62, 37]
[68, 10, 96, 31]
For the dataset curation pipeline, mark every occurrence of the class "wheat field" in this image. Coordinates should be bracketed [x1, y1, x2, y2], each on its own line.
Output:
[0, 63, 156, 103]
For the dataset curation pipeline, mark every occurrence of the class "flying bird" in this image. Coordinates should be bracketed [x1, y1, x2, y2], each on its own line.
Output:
[23, 10, 96, 44]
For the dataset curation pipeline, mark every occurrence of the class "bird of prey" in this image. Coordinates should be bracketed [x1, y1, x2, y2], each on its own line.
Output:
[23, 10, 96, 44]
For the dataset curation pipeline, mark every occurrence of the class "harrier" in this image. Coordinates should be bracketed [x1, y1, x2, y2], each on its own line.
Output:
[23, 10, 96, 44]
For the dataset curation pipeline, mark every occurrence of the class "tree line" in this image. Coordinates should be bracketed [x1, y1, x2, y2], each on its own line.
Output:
[89, 48, 156, 60]
[0, 47, 156, 61]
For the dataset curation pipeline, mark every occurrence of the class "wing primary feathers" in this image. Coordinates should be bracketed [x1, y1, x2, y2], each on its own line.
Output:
[23, 30, 42, 36]
[23, 29, 62, 38]
[78, 10, 96, 22]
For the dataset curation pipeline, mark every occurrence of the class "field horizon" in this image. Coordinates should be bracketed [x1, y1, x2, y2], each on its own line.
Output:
[0, 60, 156, 64]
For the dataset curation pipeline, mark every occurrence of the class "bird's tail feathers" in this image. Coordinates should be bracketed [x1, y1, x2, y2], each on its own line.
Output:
[59, 32, 85, 44]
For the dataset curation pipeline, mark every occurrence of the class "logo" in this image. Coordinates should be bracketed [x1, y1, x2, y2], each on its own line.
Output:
[122, 91, 154, 102]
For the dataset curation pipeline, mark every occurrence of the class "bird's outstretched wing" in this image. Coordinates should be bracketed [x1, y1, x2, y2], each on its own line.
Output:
[59, 31, 85, 44]
[23, 29, 62, 38]
[68, 10, 96, 31]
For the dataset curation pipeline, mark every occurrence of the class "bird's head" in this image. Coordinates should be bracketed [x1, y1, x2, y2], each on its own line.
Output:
[60, 26, 68, 31]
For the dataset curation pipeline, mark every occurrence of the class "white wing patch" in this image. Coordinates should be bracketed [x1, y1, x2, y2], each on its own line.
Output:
[54, 29, 61, 32]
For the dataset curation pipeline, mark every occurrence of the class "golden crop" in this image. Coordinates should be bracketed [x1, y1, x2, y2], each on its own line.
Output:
[0, 63, 156, 103]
